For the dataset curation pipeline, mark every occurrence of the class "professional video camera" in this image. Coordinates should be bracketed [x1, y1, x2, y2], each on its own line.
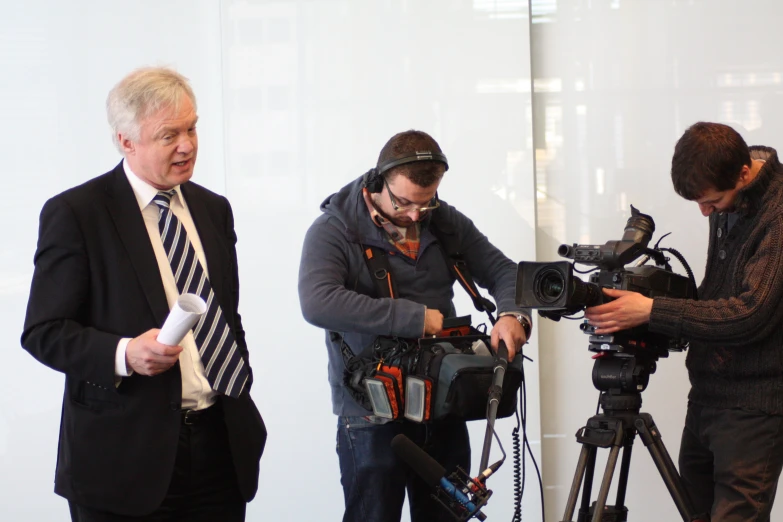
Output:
[515, 206, 708, 522]
[516, 205, 696, 363]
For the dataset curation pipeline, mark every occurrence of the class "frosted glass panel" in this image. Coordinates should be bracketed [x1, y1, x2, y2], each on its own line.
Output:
[532, 1, 783, 520]
[220, 1, 539, 521]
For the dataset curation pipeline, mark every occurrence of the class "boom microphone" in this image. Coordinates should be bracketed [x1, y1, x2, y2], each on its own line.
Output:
[391, 434, 487, 521]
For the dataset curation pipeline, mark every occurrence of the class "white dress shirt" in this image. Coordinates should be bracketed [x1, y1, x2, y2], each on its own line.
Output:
[114, 160, 217, 410]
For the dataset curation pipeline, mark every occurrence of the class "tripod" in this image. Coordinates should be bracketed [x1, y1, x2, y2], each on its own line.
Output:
[560, 369, 707, 521]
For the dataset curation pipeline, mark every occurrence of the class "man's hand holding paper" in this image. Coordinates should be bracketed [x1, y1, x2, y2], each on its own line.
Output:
[126, 329, 183, 376]
[126, 294, 207, 376]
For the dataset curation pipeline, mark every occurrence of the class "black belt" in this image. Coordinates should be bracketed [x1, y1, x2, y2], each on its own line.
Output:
[181, 402, 221, 425]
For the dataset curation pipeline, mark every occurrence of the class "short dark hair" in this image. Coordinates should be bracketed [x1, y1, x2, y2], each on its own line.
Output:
[671, 122, 751, 200]
[377, 130, 447, 187]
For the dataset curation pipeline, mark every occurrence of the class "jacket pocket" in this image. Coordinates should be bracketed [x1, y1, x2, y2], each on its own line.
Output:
[70, 380, 121, 412]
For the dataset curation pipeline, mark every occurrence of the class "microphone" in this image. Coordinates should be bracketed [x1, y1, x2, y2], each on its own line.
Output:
[478, 341, 508, 473]
[486, 340, 509, 410]
[391, 434, 488, 521]
[473, 460, 503, 484]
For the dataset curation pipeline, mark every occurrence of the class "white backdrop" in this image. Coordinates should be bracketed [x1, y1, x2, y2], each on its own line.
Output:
[534, 0, 783, 520]
[4, 1, 783, 521]
[0, 1, 539, 521]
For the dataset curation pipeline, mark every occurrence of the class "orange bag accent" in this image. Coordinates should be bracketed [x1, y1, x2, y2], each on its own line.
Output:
[423, 378, 433, 421]
[381, 365, 404, 397]
[439, 325, 472, 337]
[374, 373, 400, 419]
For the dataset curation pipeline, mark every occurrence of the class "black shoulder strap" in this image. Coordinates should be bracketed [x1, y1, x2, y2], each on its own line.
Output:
[361, 245, 398, 299]
[360, 230, 496, 322]
[330, 331, 357, 366]
[428, 220, 497, 322]
[331, 245, 398, 367]
[447, 257, 496, 318]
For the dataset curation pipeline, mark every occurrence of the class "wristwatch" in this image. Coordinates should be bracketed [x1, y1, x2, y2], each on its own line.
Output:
[499, 312, 532, 339]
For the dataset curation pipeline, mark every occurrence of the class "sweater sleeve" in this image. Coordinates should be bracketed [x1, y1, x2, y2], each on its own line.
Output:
[650, 214, 783, 346]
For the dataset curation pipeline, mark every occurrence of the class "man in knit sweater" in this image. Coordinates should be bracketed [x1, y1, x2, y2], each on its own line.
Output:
[585, 122, 783, 521]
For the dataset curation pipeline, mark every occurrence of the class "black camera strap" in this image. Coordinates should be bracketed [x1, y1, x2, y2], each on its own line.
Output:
[360, 243, 494, 318]
[428, 212, 497, 321]
[360, 217, 496, 316]
[362, 246, 399, 299]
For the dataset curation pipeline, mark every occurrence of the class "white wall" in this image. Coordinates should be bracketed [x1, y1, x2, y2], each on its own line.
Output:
[533, 0, 783, 520]
[5, 1, 782, 521]
[0, 1, 539, 521]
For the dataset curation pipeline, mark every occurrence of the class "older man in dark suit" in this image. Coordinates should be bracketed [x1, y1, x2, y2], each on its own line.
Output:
[21, 67, 266, 521]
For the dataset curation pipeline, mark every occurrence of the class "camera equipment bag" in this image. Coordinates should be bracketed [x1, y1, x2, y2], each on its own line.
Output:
[411, 334, 523, 422]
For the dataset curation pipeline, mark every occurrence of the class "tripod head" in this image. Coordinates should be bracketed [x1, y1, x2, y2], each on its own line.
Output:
[590, 352, 659, 416]
[592, 353, 657, 394]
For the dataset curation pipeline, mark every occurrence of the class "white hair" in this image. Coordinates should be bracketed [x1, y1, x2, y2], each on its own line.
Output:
[106, 67, 197, 154]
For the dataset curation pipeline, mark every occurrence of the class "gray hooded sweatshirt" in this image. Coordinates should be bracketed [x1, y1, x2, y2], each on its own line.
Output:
[298, 174, 527, 416]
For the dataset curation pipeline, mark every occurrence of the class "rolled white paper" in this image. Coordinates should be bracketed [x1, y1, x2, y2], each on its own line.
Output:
[157, 294, 207, 346]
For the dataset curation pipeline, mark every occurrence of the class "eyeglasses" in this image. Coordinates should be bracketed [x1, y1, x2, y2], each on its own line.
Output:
[384, 177, 440, 213]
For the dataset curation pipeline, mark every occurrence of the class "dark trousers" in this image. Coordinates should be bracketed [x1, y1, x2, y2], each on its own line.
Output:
[69, 402, 245, 522]
[336, 416, 471, 522]
[679, 402, 783, 521]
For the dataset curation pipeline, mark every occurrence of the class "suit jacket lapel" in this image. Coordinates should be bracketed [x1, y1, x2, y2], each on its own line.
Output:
[104, 162, 170, 326]
[180, 183, 228, 303]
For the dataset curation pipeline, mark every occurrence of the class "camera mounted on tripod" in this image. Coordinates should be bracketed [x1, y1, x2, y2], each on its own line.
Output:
[514, 207, 708, 522]
[515, 205, 696, 367]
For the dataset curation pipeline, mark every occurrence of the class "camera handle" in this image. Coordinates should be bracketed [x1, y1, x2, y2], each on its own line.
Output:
[560, 391, 708, 522]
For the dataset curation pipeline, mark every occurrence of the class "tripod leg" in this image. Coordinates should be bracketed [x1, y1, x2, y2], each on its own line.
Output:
[579, 446, 598, 518]
[562, 445, 594, 521]
[591, 445, 622, 522]
[635, 415, 702, 521]
[613, 440, 633, 512]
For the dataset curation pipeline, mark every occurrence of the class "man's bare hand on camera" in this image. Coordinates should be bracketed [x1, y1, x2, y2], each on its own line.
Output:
[585, 288, 653, 334]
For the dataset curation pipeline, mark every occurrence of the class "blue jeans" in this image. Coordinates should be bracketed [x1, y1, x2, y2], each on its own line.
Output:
[679, 403, 783, 521]
[336, 416, 470, 522]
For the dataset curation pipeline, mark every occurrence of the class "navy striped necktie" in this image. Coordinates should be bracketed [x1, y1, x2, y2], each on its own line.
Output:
[153, 190, 248, 398]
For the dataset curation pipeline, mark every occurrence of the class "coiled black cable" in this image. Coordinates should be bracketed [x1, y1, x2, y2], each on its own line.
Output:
[511, 411, 522, 522]
[510, 354, 545, 522]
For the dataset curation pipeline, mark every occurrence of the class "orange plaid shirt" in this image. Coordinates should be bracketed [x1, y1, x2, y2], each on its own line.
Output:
[362, 187, 420, 259]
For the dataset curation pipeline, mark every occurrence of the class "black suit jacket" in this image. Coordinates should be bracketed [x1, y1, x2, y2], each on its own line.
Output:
[21, 162, 266, 516]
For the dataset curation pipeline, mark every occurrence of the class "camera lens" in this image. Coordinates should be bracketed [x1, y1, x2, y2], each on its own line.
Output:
[534, 268, 565, 304]
[571, 278, 604, 307]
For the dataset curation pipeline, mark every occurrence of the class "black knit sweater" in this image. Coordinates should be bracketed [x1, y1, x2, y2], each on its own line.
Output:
[650, 146, 783, 415]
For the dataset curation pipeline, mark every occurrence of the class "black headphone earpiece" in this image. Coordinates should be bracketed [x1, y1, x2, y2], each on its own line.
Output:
[363, 168, 384, 193]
